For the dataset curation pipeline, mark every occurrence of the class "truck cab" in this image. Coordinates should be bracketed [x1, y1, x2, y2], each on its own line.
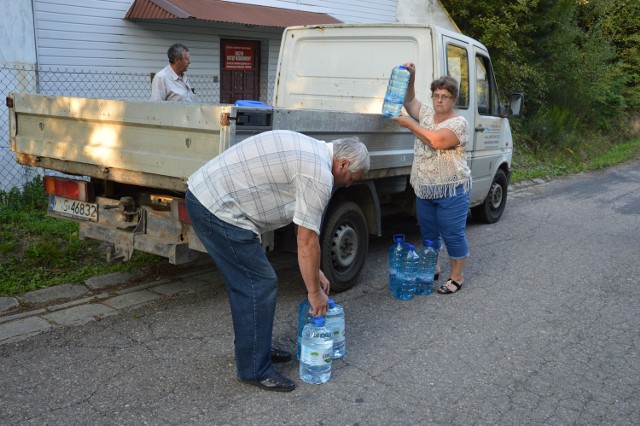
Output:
[275, 24, 523, 224]
[273, 24, 523, 288]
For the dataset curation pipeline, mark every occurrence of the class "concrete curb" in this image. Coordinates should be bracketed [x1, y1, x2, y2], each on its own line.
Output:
[0, 264, 219, 345]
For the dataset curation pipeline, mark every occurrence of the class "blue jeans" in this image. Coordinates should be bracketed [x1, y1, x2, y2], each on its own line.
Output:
[185, 190, 278, 381]
[416, 185, 470, 259]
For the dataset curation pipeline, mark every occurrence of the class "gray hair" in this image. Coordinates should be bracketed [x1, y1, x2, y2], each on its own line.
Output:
[332, 137, 370, 174]
[168, 43, 189, 64]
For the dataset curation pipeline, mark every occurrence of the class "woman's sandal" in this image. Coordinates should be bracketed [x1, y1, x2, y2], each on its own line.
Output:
[437, 278, 462, 294]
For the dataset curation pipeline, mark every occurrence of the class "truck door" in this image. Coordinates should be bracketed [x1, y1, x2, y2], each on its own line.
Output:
[443, 38, 473, 168]
[468, 52, 504, 206]
[220, 40, 260, 104]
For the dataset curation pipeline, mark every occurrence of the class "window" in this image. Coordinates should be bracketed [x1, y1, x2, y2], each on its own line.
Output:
[476, 55, 500, 116]
[446, 44, 469, 109]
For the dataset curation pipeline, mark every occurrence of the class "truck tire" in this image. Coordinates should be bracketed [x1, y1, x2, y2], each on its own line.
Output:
[471, 169, 508, 224]
[320, 200, 368, 292]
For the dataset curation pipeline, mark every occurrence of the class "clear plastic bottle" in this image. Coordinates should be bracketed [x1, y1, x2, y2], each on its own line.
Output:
[382, 65, 411, 117]
[393, 244, 418, 300]
[325, 299, 346, 359]
[415, 240, 438, 295]
[296, 298, 313, 360]
[299, 316, 333, 384]
[388, 234, 408, 292]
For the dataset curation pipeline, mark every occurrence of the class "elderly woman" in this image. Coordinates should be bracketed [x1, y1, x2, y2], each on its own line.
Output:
[393, 63, 471, 295]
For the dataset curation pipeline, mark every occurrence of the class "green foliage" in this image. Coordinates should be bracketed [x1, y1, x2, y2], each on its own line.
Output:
[577, 0, 640, 111]
[0, 174, 48, 210]
[440, 0, 640, 153]
[0, 178, 162, 297]
[513, 137, 640, 182]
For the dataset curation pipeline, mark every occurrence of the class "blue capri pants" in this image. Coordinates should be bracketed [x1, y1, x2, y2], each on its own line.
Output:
[416, 185, 470, 259]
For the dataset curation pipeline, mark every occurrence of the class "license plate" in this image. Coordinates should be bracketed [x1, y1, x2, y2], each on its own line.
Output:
[48, 196, 98, 222]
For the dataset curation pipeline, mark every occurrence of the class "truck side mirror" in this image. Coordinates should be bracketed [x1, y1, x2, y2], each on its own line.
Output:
[509, 93, 524, 117]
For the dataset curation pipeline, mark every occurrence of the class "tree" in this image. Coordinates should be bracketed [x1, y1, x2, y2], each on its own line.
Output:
[577, 0, 640, 112]
[440, 0, 636, 150]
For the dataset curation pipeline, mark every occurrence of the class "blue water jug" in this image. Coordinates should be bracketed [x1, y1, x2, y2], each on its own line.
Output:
[382, 65, 411, 117]
[297, 299, 313, 360]
[416, 240, 438, 295]
[394, 244, 418, 300]
[388, 234, 408, 292]
[325, 299, 346, 359]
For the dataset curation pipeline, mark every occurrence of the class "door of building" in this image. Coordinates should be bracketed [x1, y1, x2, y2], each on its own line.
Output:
[220, 40, 260, 104]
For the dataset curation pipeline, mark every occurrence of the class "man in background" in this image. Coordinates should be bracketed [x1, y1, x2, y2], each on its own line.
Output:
[151, 43, 194, 102]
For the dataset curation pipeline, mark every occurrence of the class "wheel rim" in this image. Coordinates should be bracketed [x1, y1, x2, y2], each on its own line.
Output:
[489, 182, 503, 210]
[330, 223, 358, 270]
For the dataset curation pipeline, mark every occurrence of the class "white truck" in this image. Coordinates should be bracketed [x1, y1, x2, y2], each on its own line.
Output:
[7, 24, 523, 291]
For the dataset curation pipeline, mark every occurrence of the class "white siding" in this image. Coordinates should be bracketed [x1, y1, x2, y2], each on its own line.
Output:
[226, 0, 397, 23]
[33, 0, 283, 73]
[1, 0, 37, 64]
[32, 0, 286, 102]
[397, 0, 458, 29]
[31, 1, 453, 77]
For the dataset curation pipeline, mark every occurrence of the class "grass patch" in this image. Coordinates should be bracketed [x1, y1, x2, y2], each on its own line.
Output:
[512, 138, 640, 182]
[0, 176, 162, 297]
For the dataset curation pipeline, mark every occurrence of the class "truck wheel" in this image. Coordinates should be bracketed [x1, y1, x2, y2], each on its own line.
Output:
[320, 200, 368, 292]
[471, 169, 508, 224]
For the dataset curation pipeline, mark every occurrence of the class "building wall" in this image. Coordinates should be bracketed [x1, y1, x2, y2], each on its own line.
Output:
[30, 0, 455, 92]
[1, 0, 37, 65]
[1, 0, 39, 191]
[397, 0, 458, 31]
[221, 0, 398, 23]
[32, 0, 280, 74]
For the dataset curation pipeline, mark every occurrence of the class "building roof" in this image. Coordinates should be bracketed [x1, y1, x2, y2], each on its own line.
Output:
[124, 0, 342, 28]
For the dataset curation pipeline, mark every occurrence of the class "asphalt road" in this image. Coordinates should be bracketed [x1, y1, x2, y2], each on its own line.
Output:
[1, 161, 639, 425]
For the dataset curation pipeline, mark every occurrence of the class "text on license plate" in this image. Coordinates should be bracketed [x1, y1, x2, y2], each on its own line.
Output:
[48, 196, 98, 222]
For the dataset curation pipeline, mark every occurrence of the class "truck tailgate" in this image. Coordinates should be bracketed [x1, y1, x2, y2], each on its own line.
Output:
[9, 93, 229, 191]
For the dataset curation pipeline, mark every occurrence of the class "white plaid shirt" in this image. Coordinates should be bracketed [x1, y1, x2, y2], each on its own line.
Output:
[187, 130, 334, 235]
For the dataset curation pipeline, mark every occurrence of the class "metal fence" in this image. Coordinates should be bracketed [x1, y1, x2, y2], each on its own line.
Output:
[1, 64, 274, 191]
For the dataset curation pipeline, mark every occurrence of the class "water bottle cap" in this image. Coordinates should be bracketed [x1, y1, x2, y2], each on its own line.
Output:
[424, 239, 434, 247]
[328, 299, 335, 308]
[312, 316, 325, 326]
[407, 244, 415, 250]
[393, 234, 405, 243]
[398, 65, 408, 70]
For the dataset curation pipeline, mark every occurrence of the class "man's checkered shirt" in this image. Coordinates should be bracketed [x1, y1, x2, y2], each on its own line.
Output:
[187, 130, 334, 235]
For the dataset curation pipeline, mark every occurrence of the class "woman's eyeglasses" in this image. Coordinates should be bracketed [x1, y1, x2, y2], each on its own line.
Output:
[431, 94, 454, 100]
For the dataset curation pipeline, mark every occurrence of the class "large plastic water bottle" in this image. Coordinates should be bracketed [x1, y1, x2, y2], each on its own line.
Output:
[415, 240, 438, 295]
[394, 244, 418, 300]
[382, 65, 411, 117]
[325, 299, 346, 359]
[299, 316, 333, 384]
[297, 298, 313, 360]
[388, 234, 408, 292]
